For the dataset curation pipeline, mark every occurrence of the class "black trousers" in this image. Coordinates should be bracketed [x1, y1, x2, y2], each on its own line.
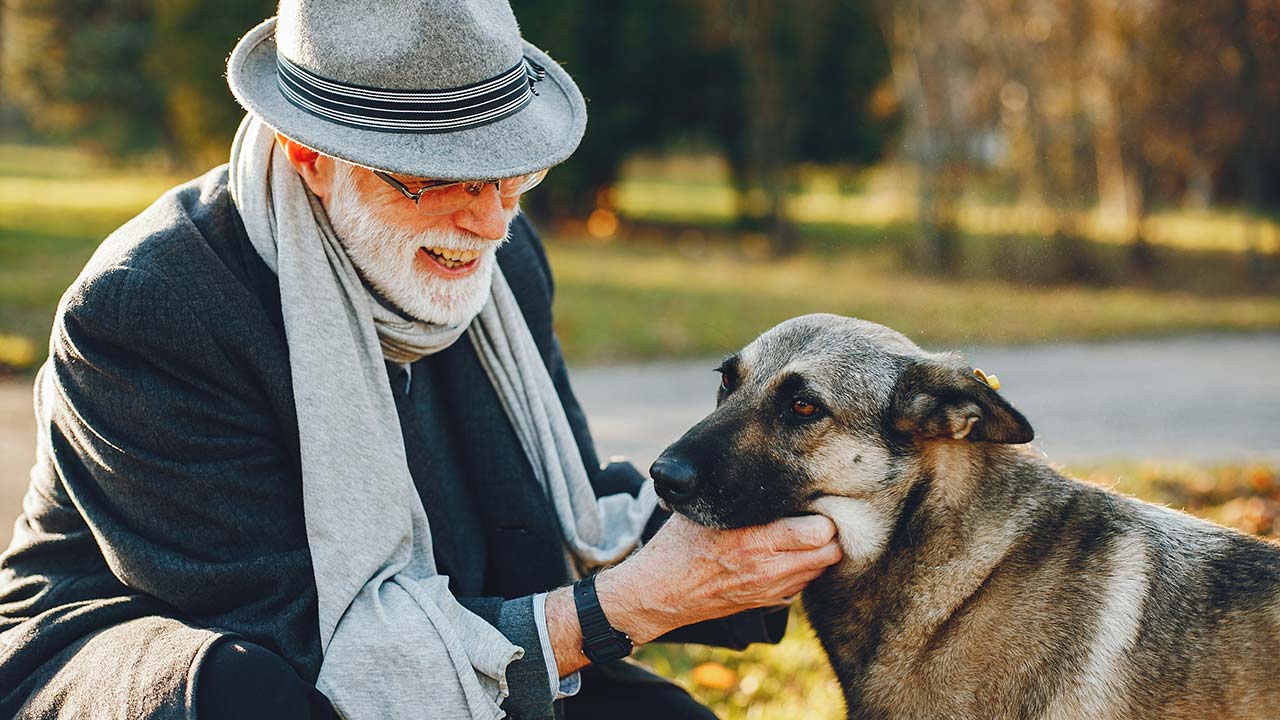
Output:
[565, 663, 717, 720]
[195, 639, 336, 720]
[196, 638, 716, 720]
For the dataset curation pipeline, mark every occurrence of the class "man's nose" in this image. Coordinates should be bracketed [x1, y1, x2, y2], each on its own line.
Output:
[451, 184, 509, 241]
[650, 454, 699, 504]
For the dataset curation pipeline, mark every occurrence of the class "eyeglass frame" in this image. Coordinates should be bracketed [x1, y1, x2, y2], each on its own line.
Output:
[371, 168, 548, 212]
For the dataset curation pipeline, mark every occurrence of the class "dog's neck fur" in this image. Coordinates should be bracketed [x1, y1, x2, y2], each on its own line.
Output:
[803, 441, 1059, 717]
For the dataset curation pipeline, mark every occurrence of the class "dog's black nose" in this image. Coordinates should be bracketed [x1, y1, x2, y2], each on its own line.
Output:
[650, 456, 699, 503]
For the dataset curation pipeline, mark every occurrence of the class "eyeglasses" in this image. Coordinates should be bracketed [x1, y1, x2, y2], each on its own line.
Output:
[371, 168, 549, 215]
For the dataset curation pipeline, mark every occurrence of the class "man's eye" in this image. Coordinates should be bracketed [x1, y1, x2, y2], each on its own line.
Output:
[791, 399, 818, 417]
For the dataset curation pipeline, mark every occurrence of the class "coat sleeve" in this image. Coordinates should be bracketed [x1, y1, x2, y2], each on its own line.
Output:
[44, 262, 323, 680]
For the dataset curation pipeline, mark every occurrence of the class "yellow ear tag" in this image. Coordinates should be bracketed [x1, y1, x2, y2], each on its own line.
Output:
[973, 368, 1001, 391]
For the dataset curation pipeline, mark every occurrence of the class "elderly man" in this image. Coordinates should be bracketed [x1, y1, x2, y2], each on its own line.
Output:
[0, 1, 841, 719]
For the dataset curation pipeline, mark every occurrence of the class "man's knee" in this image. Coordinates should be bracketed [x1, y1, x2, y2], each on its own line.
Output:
[196, 638, 335, 720]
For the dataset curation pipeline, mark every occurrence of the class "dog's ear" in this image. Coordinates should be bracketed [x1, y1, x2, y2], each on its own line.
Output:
[887, 359, 1034, 444]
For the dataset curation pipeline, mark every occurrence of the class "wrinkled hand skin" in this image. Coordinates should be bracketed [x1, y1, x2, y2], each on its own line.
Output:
[596, 514, 843, 644]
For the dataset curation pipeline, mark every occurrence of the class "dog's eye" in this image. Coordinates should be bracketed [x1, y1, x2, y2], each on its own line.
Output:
[716, 370, 735, 394]
[791, 399, 818, 418]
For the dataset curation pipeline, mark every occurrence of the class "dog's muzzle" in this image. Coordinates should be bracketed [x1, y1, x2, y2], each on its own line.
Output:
[650, 454, 699, 505]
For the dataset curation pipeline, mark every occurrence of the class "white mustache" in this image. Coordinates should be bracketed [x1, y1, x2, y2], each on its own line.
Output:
[323, 159, 516, 327]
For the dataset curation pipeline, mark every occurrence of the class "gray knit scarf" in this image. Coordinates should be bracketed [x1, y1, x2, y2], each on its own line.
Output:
[228, 115, 657, 720]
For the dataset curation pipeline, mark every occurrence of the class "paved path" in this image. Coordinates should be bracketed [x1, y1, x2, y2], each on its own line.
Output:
[569, 334, 1280, 472]
[1, 334, 1277, 547]
[0, 380, 33, 541]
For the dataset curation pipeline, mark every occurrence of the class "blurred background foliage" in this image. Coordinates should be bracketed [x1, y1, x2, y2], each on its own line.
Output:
[2, 0, 1280, 271]
[1, 4, 1278, 718]
[2, 0, 1279, 373]
[2, 0, 1279, 372]
[4, 0, 1280, 248]
[4, 0, 1278, 252]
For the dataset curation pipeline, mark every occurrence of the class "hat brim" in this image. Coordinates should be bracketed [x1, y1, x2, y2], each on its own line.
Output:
[226, 17, 586, 181]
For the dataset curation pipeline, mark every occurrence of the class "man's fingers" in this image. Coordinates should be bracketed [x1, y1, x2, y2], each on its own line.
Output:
[767, 563, 833, 605]
[815, 540, 843, 566]
[776, 541, 842, 574]
[761, 515, 837, 550]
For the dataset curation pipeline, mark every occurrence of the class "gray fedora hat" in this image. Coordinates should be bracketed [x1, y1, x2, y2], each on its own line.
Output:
[226, 0, 586, 181]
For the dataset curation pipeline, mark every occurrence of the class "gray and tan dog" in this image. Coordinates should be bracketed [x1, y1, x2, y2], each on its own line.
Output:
[650, 314, 1280, 720]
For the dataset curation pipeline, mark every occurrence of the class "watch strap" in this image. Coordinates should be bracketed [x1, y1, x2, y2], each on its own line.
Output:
[573, 575, 633, 664]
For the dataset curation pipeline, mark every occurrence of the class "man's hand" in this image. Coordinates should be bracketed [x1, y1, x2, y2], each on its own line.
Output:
[596, 514, 843, 644]
[544, 514, 842, 680]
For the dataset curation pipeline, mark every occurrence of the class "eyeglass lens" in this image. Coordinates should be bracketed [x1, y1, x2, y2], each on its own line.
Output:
[407, 168, 548, 215]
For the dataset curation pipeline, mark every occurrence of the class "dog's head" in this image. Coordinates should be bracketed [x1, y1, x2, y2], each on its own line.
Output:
[651, 314, 1033, 558]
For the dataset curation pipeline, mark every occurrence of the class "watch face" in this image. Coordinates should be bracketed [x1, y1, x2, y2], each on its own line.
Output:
[585, 633, 632, 664]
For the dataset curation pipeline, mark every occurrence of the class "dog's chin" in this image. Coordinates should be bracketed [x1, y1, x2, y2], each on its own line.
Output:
[661, 497, 731, 530]
[667, 496, 796, 531]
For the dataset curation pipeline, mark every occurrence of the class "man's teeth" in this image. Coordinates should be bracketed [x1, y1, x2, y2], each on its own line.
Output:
[423, 247, 480, 268]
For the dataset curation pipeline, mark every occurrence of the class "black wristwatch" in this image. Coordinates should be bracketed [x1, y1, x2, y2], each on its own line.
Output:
[573, 575, 633, 664]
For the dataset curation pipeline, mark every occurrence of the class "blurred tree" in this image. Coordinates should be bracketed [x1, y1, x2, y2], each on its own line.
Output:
[1, 3, 7, 118]
[1081, 0, 1279, 280]
[7, 0, 164, 154]
[146, 0, 275, 166]
[874, 0, 969, 273]
[9, 0, 896, 242]
[7, 0, 271, 163]
[878, 0, 1280, 278]
[517, 0, 896, 251]
[0, 2, 10, 128]
[719, 0, 897, 254]
[515, 0, 730, 219]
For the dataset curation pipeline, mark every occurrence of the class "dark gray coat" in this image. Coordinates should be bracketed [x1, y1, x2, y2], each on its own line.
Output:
[0, 167, 783, 719]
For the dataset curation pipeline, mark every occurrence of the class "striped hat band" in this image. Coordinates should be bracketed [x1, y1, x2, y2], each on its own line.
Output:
[276, 54, 547, 134]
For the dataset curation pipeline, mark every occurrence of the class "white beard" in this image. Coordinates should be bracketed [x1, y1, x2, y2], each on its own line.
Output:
[324, 161, 516, 327]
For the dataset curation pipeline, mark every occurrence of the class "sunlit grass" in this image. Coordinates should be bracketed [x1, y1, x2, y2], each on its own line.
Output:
[0, 176, 182, 213]
[636, 607, 844, 720]
[615, 159, 1280, 254]
[0, 334, 38, 374]
[3, 142, 1279, 372]
[0, 143, 129, 179]
[639, 462, 1279, 719]
[547, 240, 1280, 363]
[0, 143, 188, 352]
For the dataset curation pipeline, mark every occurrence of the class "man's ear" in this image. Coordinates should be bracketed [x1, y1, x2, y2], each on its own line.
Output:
[887, 359, 1034, 444]
[273, 132, 335, 198]
[274, 131, 318, 164]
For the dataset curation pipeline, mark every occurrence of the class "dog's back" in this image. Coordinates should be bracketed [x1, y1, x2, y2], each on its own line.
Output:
[802, 457, 1280, 720]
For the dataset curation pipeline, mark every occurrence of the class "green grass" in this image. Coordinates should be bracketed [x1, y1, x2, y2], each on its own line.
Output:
[637, 606, 844, 720]
[0, 144, 197, 370]
[636, 462, 1280, 719]
[615, 156, 1280, 254]
[547, 239, 1280, 363]
[3, 142, 1280, 372]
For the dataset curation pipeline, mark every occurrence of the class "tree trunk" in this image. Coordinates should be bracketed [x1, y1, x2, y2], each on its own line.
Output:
[731, 0, 796, 255]
[1226, 0, 1273, 288]
[875, 0, 961, 274]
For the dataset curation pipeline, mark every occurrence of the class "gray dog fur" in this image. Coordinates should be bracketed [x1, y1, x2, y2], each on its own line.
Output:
[652, 313, 1280, 720]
